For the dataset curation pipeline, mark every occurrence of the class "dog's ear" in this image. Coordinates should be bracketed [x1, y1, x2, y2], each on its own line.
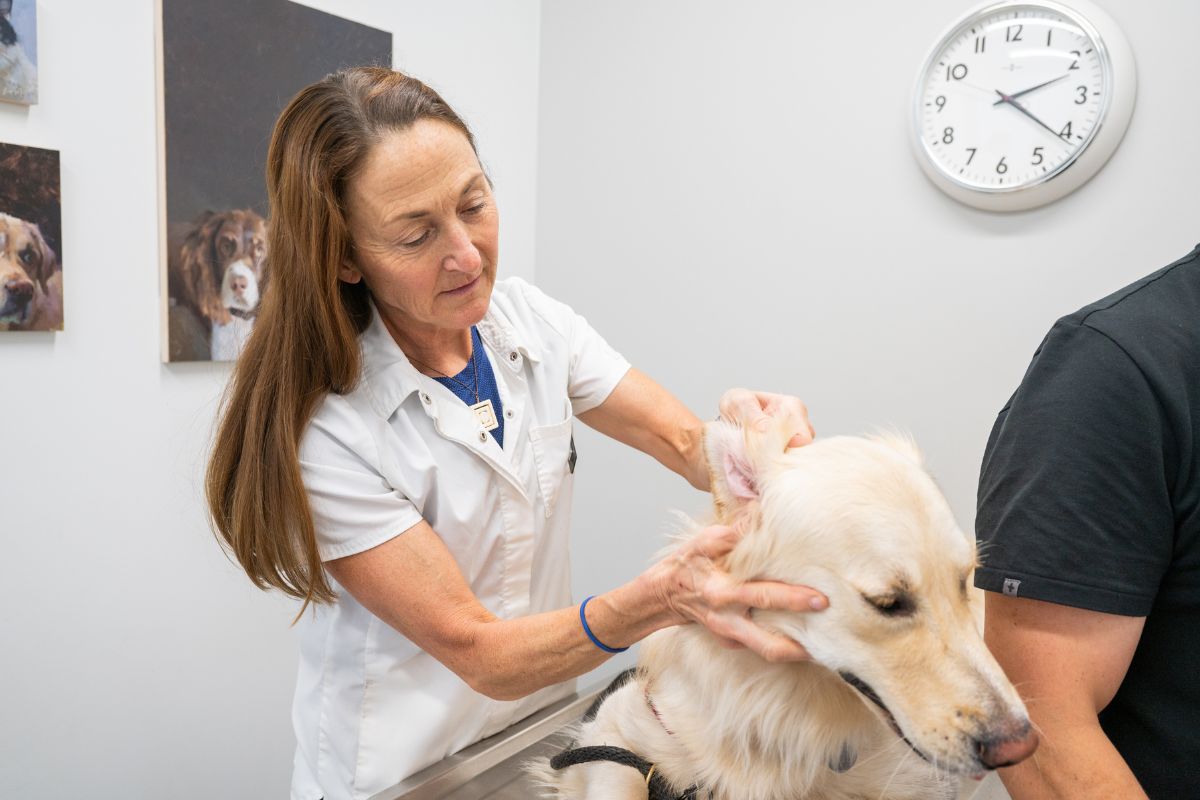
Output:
[706, 421, 759, 515]
[178, 212, 227, 320]
[28, 223, 57, 291]
[706, 413, 804, 519]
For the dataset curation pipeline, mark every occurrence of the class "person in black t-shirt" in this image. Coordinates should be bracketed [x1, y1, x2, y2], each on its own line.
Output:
[975, 244, 1200, 800]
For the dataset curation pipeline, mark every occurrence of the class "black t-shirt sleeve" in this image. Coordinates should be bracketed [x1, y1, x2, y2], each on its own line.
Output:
[975, 320, 1174, 616]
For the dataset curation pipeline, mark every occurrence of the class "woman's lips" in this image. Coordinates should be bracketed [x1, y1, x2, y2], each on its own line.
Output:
[443, 276, 480, 296]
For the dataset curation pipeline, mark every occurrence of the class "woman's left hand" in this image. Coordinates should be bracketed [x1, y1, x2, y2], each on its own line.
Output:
[718, 388, 815, 449]
[649, 522, 827, 662]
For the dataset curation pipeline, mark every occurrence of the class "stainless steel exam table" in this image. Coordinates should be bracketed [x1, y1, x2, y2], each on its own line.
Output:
[367, 682, 605, 800]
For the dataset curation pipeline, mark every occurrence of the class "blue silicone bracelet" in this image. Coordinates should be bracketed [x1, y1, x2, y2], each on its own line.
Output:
[579, 595, 628, 654]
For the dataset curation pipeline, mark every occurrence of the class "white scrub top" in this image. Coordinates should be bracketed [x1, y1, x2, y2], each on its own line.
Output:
[290, 277, 630, 800]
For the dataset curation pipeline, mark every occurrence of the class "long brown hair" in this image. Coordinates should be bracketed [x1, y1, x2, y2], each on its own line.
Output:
[206, 67, 477, 610]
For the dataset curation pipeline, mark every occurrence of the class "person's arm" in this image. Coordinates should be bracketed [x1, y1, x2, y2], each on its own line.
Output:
[577, 369, 814, 491]
[327, 517, 827, 701]
[984, 593, 1148, 799]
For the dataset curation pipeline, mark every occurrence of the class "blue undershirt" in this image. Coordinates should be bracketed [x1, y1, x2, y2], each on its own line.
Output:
[431, 326, 505, 447]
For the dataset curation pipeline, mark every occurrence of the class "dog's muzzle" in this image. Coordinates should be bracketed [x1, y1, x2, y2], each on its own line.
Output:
[837, 671, 931, 764]
[0, 277, 34, 323]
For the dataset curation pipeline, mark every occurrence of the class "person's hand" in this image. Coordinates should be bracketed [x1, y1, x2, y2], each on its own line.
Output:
[652, 523, 827, 662]
[718, 388, 814, 449]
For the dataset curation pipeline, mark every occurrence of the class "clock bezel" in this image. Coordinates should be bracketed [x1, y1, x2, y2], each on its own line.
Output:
[910, 0, 1136, 212]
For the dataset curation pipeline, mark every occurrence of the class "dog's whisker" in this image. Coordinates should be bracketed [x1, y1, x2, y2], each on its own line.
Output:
[876, 746, 911, 800]
[851, 734, 908, 770]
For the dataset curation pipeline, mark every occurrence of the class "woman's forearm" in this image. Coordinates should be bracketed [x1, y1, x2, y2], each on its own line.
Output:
[329, 514, 824, 704]
[462, 569, 675, 700]
[577, 369, 711, 492]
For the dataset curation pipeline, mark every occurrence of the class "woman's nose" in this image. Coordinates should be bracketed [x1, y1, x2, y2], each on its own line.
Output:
[441, 222, 482, 274]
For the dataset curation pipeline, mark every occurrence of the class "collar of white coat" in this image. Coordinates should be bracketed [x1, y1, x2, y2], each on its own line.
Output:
[358, 291, 542, 419]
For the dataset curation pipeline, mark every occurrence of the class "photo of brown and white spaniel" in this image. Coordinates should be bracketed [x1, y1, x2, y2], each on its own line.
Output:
[0, 212, 61, 331]
[167, 208, 268, 360]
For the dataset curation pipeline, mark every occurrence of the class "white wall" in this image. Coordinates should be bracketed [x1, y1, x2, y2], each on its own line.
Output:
[539, 0, 1199, 684]
[0, 2, 540, 797]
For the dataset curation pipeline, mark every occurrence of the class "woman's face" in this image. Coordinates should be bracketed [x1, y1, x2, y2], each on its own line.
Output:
[341, 119, 498, 341]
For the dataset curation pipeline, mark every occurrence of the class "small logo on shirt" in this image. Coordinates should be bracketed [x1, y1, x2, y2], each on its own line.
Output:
[1002, 578, 1021, 597]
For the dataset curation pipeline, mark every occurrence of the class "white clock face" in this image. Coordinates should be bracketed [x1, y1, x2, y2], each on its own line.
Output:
[916, 4, 1110, 192]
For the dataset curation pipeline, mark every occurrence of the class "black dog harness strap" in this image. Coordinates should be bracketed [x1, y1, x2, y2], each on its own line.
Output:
[549, 745, 701, 800]
[553, 669, 705, 800]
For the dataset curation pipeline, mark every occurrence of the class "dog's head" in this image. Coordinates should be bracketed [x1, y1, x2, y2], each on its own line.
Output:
[0, 212, 58, 328]
[706, 417, 1037, 776]
[178, 209, 268, 322]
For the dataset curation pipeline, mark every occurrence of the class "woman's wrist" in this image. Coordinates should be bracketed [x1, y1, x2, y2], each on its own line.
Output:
[588, 567, 680, 650]
[680, 419, 711, 492]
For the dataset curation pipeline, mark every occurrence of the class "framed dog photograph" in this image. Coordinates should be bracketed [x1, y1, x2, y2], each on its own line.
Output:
[156, 0, 391, 362]
[0, 0, 37, 106]
[0, 141, 61, 331]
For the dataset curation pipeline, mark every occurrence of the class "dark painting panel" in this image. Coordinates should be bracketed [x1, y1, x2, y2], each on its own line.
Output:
[161, 0, 391, 361]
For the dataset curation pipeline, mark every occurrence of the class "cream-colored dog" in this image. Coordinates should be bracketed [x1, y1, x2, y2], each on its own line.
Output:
[536, 418, 1037, 799]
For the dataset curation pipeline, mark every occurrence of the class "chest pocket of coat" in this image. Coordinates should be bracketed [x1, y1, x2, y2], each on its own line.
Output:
[529, 408, 574, 519]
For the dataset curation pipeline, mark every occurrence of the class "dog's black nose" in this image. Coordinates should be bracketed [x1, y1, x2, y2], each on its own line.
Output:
[4, 278, 33, 308]
[976, 718, 1039, 769]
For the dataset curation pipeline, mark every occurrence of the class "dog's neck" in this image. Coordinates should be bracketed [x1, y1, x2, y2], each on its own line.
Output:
[638, 626, 898, 800]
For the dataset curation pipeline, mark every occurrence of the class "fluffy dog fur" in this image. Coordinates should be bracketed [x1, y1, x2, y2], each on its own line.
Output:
[0, 15, 37, 104]
[534, 418, 1036, 799]
[0, 212, 61, 330]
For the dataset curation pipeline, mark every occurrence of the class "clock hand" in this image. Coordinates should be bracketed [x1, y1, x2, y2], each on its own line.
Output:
[992, 74, 1071, 106]
[994, 90, 1068, 141]
[960, 81, 1002, 98]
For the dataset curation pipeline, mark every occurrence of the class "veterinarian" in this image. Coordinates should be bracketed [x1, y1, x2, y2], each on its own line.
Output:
[975, 244, 1200, 799]
[206, 67, 827, 800]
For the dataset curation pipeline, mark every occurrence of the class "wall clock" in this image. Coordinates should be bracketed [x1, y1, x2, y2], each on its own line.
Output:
[912, 0, 1136, 211]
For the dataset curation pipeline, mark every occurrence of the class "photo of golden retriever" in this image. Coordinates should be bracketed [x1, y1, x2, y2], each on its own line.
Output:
[0, 212, 60, 330]
[0, 141, 61, 332]
[536, 417, 1037, 799]
[166, 208, 267, 360]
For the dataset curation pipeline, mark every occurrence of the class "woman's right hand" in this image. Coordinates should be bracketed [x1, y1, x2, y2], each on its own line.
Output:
[648, 523, 828, 662]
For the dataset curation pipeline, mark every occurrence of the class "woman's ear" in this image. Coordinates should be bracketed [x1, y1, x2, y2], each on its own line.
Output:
[704, 421, 760, 519]
[338, 260, 363, 284]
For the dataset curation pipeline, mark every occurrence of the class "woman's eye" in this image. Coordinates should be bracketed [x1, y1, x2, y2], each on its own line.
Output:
[461, 202, 486, 217]
[399, 230, 431, 249]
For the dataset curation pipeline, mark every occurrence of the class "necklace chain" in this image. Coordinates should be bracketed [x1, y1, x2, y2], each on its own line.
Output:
[407, 335, 480, 403]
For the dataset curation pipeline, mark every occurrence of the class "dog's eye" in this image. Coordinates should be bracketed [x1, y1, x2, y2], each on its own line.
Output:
[18, 247, 34, 265]
[863, 592, 916, 617]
